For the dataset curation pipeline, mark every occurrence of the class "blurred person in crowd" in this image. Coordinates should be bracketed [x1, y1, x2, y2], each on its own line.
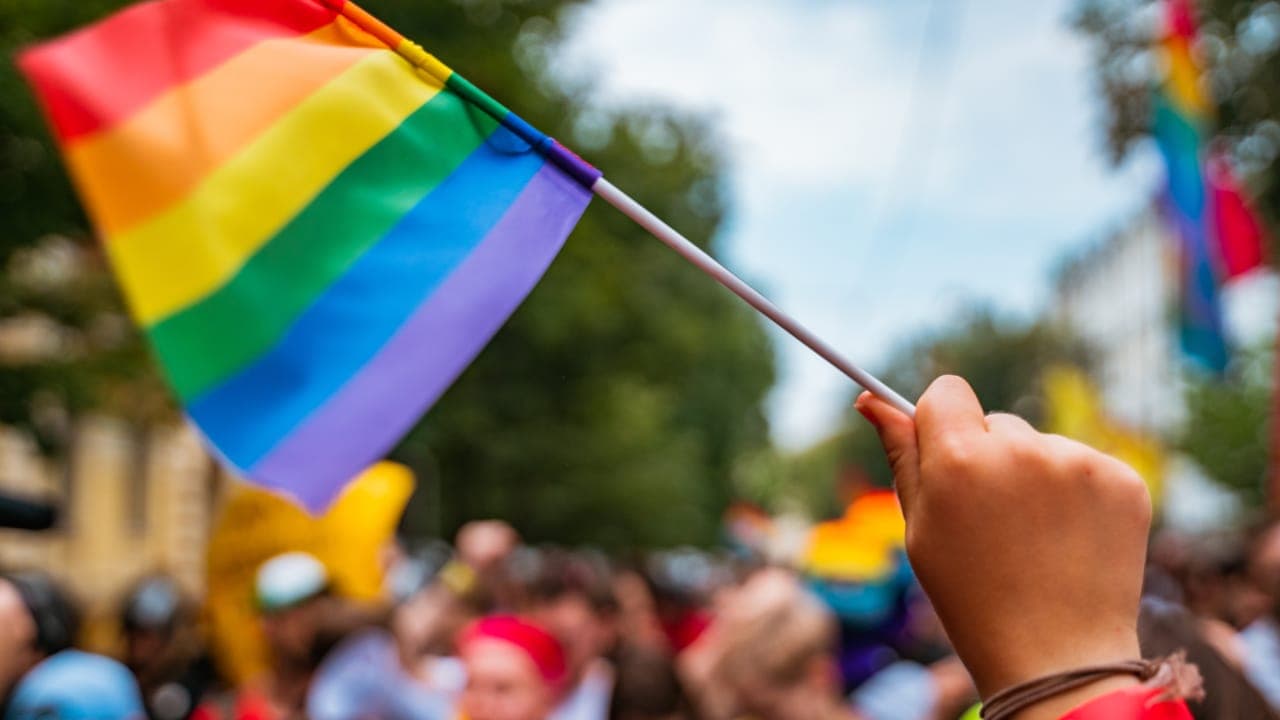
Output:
[682, 566, 849, 719]
[120, 576, 221, 720]
[0, 571, 146, 720]
[607, 646, 689, 720]
[1139, 596, 1277, 719]
[683, 567, 971, 720]
[1242, 521, 1280, 711]
[308, 544, 478, 720]
[456, 521, 521, 610]
[458, 616, 565, 720]
[644, 551, 716, 655]
[457, 522, 520, 575]
[609, 567, 668, 656]
[1146, 530, 1270, 636]
[528, 552, 618, 720]
[202, 552, 331, 720]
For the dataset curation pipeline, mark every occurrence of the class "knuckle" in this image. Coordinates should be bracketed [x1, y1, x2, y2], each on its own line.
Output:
[931, 435, 976, 476]
[1008, 435, 1048, 469]
[1109, 464, 1152, 515]
[1062, 447, 1096, 480]
[986, 412, 1026, 432]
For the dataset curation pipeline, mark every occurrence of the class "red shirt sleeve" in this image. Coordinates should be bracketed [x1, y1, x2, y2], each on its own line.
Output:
[1059, 685, 1194, 720]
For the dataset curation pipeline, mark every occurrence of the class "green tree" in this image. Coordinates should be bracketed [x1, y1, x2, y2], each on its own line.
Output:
[1179, 342, 1273, 508]
[0, 1, 173, 449]
[745, 307, 1088, 519]
[0, 0, 775, 547]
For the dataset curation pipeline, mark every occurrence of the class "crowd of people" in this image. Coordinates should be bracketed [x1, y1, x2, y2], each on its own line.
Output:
[1, 379, 1280, 719]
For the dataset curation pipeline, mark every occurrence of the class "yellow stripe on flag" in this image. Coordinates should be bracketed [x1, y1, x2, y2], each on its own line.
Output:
[1165, 38, 1211, 119]
[108, 51, 441, 325]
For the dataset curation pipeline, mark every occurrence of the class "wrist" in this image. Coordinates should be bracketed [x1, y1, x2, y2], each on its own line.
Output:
[973, 629, 1141, 697]
[983, 651, 1202, 720]
[1007, 675, 1140, 720]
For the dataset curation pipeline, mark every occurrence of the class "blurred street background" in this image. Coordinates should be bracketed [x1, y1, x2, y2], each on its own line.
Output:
[2, 0, 1280, 718]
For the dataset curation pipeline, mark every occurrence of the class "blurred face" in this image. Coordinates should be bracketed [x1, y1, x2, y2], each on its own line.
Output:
[732, 656, 836, 720]
[261, 600, 322, 669]
[392, 586, 465, 660]
[1254, 526, 1280, 617]
[532, 594, 612, 682]
[457, 522, 518, 573]
[460, 638, 554, 720]
[0, 580, 38, 695]
[124, 627, 169, 674]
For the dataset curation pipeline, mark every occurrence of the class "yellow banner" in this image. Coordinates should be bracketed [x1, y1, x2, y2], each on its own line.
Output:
[1043, 366, 1164, 505]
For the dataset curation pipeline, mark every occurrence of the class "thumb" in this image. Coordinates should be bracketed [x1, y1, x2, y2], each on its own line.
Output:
[855, 391, 921, 518]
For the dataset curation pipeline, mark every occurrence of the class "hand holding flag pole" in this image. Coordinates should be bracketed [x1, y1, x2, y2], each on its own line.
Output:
[330, 0, 916, 419]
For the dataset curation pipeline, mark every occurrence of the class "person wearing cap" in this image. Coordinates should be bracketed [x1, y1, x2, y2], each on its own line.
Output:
[457, 616, 566, 720]
[212, 552, 332, 720]
[0, 571, 146, 720]
[120, 576, 219, 720]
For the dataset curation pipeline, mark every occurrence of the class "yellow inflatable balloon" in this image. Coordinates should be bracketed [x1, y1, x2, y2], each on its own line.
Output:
[204, 461, 415, 684]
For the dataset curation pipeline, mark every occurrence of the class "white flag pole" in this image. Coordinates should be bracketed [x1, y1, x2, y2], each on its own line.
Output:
[592, 178, 917, 419]
[321, 1, 917, 418]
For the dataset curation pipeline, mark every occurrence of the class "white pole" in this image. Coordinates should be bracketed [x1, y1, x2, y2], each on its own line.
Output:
[592, 178, 917, 418]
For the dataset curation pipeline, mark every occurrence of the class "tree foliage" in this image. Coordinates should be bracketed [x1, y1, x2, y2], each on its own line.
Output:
[0, 0, 775, 548]
[748, 307, 1088, 519]
[1179, 342, 1273, 508]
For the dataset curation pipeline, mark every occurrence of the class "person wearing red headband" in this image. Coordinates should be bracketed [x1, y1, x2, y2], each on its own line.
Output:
[457, 616, 566, 720]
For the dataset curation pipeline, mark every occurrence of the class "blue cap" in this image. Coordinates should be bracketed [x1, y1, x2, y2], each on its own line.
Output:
[5, 650, 145, 720]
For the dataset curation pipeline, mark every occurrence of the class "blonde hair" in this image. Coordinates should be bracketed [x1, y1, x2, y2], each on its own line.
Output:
[714, 569, 836, 688]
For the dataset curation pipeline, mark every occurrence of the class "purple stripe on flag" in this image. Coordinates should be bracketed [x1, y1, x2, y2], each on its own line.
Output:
[250, 163, 592, 511]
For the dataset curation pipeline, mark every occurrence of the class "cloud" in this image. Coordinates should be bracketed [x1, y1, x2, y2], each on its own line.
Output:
[561, 0, 1159, 447]
[560, 0, 930, 191]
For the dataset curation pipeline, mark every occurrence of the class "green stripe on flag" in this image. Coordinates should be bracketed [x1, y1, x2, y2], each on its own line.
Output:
[149, 88, 500, 402]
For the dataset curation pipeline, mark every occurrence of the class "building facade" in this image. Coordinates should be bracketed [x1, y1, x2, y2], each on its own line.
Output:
[0, 419, 220, 649]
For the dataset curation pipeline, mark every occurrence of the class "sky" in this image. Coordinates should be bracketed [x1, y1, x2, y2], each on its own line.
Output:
[558, 0, 1168, 447]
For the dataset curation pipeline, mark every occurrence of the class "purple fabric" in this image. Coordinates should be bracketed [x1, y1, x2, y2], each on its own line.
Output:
[251, 164, 592, 511]
[546, 141, 602, 188]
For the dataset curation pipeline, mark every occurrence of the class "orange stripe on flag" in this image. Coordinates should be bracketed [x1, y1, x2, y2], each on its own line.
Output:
[64, 22, 381, 237]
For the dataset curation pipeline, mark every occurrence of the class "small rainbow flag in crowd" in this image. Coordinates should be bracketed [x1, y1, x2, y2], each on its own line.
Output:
[19, 0, 599, 510]
[801, 490, 905, 583]
[1152, 0, 1267, 373]
[800, 489, 911, 628]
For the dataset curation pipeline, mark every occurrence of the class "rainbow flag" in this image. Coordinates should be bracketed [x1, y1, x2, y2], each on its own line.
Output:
[1152, 0, 1267, 373]
[19, 0, 600, 510]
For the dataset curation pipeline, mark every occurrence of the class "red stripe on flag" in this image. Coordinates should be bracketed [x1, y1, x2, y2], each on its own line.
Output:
[1209, 155, 1268, 280]
[18, 0, 336, 143]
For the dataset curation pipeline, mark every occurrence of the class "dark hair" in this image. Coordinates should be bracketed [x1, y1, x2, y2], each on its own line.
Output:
[1139, 598, 1278, 720]
[2, 571, 79, 656]
[609, 646, 690, 720]
[120, 575, 184, 634]
[529, 550, 618, 614]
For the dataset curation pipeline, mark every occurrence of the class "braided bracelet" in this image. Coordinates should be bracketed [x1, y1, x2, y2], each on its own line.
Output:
[980, 653, 1203, 720]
